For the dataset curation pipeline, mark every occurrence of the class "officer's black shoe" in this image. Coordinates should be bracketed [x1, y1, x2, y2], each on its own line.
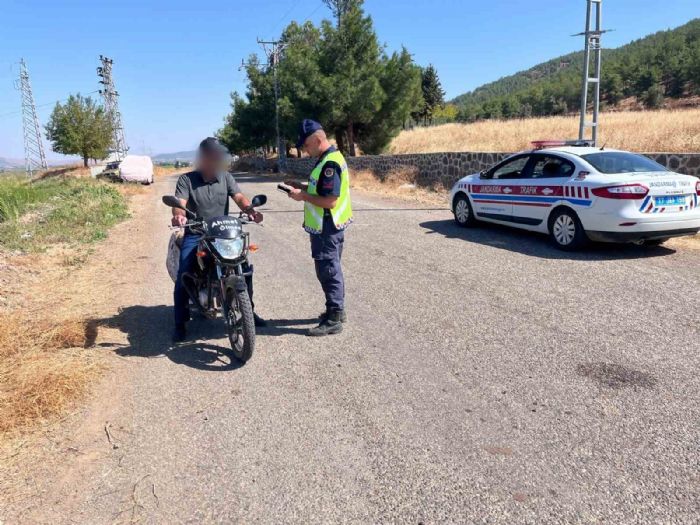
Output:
[307, 310, 344, 337]
[253, 313, 267, 327]
[319, 310, 347, 324]
[173, 323, 187, 343]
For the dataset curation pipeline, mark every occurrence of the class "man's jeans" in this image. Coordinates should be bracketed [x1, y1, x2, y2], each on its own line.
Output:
[173, 234, 256, 326]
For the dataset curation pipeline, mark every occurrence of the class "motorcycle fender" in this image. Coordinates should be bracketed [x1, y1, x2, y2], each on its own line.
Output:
[224, 274, 247, 293]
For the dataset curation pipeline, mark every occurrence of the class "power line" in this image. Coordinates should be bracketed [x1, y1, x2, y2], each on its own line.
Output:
[0, 90, 100, 120]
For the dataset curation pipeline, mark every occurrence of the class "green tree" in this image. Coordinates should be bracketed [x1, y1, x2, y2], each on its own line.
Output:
[643, 84, 665, 108]
[412, 64, 445, 125]
[45, 94, 113, 167]
[356, 48, 422, 153]
[602, 71, 625, 105]
[322, 0, 359, 26]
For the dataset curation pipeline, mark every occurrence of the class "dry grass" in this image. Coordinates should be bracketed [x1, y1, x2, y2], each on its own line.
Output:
[389, 108, 700, 154]
[154, 165, 183, 178]
[0, 313, 101, 437]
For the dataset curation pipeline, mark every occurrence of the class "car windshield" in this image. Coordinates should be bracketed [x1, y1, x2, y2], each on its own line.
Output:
[581, 152, 668, 174]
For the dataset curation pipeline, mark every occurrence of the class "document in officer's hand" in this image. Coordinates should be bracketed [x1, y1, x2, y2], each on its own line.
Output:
[277, 183, 292, 194]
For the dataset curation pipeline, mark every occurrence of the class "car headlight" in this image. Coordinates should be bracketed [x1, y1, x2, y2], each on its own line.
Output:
[212, 238, 244, 259]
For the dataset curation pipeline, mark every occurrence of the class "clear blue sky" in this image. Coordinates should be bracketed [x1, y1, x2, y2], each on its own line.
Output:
[1, 0, 697, 160]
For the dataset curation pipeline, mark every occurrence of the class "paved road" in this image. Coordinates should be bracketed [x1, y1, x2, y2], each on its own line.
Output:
[14, 173, 700, 523]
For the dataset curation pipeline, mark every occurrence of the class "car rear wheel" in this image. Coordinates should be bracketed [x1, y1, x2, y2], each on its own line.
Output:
[549, 208, 587, 251]
[453, 194, 477, 227]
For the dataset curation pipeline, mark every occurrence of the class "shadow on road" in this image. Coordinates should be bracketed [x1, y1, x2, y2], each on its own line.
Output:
[93, 304, 243, 371]
[92, 305, 322, 368]
[257, 318, 318, 337]
[419, 219, 676, 261]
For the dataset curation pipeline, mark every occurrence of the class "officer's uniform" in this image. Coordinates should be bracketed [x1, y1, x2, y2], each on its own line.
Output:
[304, 146, 353, 313]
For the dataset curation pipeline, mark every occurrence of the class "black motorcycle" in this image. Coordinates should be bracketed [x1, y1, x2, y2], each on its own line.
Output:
[162, 194, 266, 362]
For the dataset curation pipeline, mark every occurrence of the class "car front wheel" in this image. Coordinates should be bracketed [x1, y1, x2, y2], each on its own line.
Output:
[549, 208, 587, 250]
[453, 194, 477, 227]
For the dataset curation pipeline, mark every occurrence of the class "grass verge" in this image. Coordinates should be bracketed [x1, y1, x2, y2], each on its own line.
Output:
[0, 173, 130, 440]
[0, 175, 129, 251]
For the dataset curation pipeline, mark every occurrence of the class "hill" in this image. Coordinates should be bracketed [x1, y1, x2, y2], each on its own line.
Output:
[0, 158, 23, 170]
[452, 18, 700, 121]
[152, 150, 197, 163]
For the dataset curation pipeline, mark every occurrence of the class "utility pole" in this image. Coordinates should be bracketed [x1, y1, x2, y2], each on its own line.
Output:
[97, 55, 128, 161]
[257, 38, 288, 172]
[575, 0, 610, 146]
[16, 58, 47, 177]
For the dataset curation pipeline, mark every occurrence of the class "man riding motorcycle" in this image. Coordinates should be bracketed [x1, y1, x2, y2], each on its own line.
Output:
[171, 137, 265, 342]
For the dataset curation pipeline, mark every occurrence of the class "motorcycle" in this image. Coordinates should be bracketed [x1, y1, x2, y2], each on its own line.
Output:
[162, 194, 267, 362]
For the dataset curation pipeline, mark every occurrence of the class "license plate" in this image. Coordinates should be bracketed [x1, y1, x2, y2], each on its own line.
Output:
[655, 195, 686, 206]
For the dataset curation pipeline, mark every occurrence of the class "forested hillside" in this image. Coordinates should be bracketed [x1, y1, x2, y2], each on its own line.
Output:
[452, 18, 700, 121]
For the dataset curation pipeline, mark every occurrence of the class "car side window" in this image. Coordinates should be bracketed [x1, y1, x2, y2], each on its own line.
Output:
[530, 155, 575, 179]
[491, 156, 530, 180]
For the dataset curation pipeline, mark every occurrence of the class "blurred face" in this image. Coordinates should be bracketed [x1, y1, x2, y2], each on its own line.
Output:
[196, 150, 227, 177]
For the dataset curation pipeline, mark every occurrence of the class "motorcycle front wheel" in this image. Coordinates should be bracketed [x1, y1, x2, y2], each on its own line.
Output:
[224, 286, 255, 362]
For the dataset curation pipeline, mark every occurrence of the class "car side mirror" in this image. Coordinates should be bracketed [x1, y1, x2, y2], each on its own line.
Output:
[251, 194, 267, 207]
[479, 170, 491, 179]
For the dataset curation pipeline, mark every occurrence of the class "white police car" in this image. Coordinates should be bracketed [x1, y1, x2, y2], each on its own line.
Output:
[450, 141, 700, 250]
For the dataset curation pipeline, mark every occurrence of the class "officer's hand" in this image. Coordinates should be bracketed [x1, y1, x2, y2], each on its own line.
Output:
[171, 214, 187, 227]
[284, 179, 303, 190]
[288, 188, 306, 202]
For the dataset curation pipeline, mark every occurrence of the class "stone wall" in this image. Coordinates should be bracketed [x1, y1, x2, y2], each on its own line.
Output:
[252, 151, 700, 187]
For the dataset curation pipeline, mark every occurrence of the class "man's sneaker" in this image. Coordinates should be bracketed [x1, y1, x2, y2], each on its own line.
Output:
[253, 313, 267, 327]
[173, 323, 187, 343]
[318, 310, 347, 323]
[308, 310, 344, 337]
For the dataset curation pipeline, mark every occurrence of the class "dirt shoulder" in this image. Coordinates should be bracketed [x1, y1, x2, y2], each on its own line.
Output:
[0, 175, 180, 519]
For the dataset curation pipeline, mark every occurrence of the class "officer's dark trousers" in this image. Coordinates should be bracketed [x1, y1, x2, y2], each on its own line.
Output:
[310, 216, 345, 312]
[174, 233, 254, 326]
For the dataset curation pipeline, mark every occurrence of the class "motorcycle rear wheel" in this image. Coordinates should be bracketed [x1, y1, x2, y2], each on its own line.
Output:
[224, 287, 255, 362]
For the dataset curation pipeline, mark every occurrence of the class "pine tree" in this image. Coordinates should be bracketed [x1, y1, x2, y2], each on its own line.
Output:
[412, 65, 445, 125]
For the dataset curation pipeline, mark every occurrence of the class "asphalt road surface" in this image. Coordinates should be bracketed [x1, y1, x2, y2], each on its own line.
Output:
[12, 173, 700, 524]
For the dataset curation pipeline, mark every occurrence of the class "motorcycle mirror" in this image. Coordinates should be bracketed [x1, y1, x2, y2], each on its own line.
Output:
[250, 194, 267, 208]
[162, 195, 196, 218]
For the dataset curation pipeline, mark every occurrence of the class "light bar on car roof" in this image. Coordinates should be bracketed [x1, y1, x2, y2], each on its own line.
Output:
[531, 139, 594, 150]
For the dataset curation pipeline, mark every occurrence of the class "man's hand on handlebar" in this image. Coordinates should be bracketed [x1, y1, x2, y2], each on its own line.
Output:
[249, 210, 264, 224]
[171, 214, 187, 227]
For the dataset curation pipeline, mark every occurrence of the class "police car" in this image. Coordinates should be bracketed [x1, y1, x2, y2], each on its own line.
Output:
[450, 141, 700, 250]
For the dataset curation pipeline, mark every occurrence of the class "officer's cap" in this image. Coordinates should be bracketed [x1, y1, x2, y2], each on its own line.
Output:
[296, 119, 323, 149]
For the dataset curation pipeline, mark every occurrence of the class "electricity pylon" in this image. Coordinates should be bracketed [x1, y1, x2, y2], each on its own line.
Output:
[97, 55, 128, 161]
[16, 58, 47, 177]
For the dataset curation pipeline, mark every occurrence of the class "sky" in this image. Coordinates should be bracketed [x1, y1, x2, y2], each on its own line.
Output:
[0, 0, 698, 160]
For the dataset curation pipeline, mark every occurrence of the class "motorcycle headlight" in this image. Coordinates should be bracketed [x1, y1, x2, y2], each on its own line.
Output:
[212, 238, 244, 259]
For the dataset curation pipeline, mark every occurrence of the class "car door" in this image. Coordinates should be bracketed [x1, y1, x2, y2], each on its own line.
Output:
[508, 154, 576, 227]
[471, 155, 531, 223]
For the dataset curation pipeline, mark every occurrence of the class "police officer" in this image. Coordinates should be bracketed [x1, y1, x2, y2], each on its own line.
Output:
[285, 119, 352, 337]
[172, 137, 265, 342]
